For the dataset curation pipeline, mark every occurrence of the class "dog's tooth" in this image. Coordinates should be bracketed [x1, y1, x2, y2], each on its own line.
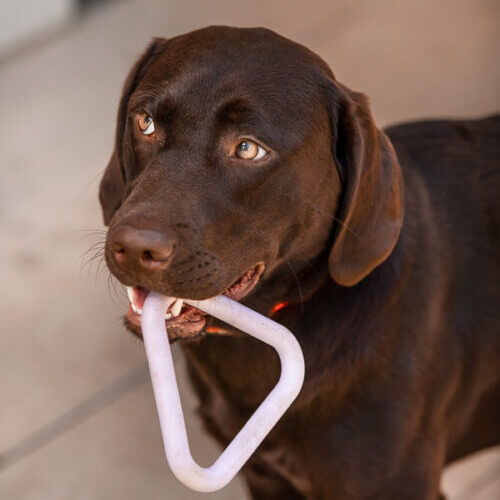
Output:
[171, 299, 183, 318]
[165, 312, 172, 320]
[126, 286, 142, 315]
[126, 286, 134, 304]
[131, 302, 142, 315]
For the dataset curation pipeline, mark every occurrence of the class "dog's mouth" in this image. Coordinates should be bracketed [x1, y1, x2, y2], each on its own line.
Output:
[124, 262, 265, 341]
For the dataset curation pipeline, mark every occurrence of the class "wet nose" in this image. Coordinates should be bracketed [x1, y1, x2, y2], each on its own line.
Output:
[109, 225, 175, 272]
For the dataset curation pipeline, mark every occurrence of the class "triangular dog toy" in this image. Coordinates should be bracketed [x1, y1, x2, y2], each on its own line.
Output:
[141, 291, 305, 492]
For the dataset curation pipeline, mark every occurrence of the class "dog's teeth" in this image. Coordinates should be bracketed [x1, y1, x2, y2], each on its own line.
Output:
[165, 312, 172, 320]
[171, 300, 183, 318]
[126, 286, 142, 315]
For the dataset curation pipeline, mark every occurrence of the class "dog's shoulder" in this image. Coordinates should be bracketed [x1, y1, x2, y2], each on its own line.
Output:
[384, 114, 500, 278]
[384, 114, 500, 168]
[384, 115, 500, 205]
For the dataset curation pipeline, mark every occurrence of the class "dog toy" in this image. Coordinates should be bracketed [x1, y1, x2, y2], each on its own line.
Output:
[141, 291, 305, 492]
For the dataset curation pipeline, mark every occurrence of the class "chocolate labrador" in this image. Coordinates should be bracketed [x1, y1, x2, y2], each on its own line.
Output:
[99, 26, 500, 499]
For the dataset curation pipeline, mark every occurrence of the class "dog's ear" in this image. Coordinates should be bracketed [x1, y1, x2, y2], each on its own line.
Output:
[99, 38, 167, 226]
[99, 150, 125, 226]
[328, 82, 404, 286]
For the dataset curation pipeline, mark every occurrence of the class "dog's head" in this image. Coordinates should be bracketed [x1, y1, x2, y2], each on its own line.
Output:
[99, 26, 403, 339]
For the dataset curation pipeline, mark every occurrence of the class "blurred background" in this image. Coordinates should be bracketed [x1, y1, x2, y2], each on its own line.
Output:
[0, 1, 499, 498]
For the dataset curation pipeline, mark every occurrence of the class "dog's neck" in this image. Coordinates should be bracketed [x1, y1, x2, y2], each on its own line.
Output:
[182, 234, 407, 414]
[245, 247, 333, 317]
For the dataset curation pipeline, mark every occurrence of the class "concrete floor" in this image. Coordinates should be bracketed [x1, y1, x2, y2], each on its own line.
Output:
[0, 0, 499, 498]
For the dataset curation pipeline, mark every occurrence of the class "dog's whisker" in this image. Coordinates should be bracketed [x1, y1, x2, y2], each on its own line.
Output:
[80, 254, 98, 275]
[304, 202, 360, 240]
[94, 254, 107, 285]
[107, 272, 127, 306]
[80, 240, 106, 269]
[80, 249, 106, 280]
[79, 233, 128, 305]
[73, 228, 107, 233]
[106, 272, 119, 304]
[73, 228, 108, 240]
[318, 213, 360, 240]
[80, 247, 105, 268]
[82, 241, 106, 256]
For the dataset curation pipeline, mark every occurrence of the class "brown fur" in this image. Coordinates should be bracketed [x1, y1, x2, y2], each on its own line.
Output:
[99, 26, 500, 499]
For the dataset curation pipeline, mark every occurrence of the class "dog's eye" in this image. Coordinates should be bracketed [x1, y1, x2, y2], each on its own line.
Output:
[137, 113, 155, 136]
[235, 140, 267, 160]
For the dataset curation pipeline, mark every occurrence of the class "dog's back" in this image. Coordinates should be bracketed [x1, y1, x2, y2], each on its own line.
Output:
[386, 115, 500, 227]
[386, 115, 500, 460]
[386, 115, 500, 350]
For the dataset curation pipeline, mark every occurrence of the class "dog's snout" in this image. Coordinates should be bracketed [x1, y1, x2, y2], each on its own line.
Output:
[110, 225, 175, 272]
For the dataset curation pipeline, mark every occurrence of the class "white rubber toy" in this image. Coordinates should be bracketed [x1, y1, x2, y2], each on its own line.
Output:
[141, 291, 305, 493]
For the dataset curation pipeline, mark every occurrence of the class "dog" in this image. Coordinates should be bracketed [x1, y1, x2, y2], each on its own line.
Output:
[99, 26, 500, 499]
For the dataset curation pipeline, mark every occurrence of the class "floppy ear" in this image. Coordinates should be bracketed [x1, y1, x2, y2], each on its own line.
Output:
[328, 82, 404, 286]
[99, 38, 167, 226]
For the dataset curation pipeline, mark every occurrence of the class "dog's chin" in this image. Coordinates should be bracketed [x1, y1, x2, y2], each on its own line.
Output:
[123, 262, 265, 342]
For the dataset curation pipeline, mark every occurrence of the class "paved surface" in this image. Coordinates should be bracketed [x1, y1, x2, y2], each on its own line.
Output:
[0, 0, 499, 498]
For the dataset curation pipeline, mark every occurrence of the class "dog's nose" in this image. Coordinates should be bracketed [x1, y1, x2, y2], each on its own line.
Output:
[110, 225, 175, 271]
